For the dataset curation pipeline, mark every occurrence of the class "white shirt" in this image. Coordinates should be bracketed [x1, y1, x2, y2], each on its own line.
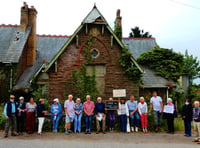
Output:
[150, 96, 162, 111]
[138, 102, 148, 114]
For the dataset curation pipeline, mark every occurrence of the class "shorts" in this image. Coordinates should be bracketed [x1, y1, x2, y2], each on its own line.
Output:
[65, 115, 74, 123]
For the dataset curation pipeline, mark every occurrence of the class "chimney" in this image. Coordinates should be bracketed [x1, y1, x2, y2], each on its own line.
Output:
[26, 5, 37, 66]
[114, 9, 122, 40]
[20, 2, 28, 31]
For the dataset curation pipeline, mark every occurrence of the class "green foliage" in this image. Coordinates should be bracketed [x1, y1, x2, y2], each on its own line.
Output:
[137, 46, 184, 82]
[190, 84, 200, 102]
[114, 27, 122, 41]
[129, 26, 152, 38]
[182, 50, 200, 80]
[119, 47, 142, 81]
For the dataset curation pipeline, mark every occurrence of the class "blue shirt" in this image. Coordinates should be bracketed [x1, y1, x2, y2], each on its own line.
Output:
[126, 100, 138, 111]
[4, 102, 16, 117]
[75, 103, 83, 112]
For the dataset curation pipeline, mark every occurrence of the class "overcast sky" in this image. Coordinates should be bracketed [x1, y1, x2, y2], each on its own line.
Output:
[0, 0, 200, 82]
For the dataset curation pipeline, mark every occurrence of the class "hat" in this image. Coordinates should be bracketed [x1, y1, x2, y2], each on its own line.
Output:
[39, 98, 44, 102]
[19, 96, 24, 100]
[76, 98, 81, 101]
[53, 98, 59, 103]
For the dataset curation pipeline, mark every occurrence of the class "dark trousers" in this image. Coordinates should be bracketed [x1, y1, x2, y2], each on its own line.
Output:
[85, 115, 93, 131]
[108, 112, 115, 129]
[17, 116, 25, 133]
[4, 114, 16, 136]
[167, 115, 174, 133]
[129, 111, 140, 127]
[184, 120, 192, 136]
[120, 115, 127, 132]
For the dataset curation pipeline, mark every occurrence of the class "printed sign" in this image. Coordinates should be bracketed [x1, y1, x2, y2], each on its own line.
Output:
[105, 100, 119, 110]
[113, 89, 126, 98]
[163, 105, 174, 114]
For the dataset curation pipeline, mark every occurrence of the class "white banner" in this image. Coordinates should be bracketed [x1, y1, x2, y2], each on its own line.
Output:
[113, 89, 126, 98]
[163, 105, 174, 114]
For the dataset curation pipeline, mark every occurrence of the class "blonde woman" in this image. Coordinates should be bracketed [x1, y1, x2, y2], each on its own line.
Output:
[138, 97, 148, 133]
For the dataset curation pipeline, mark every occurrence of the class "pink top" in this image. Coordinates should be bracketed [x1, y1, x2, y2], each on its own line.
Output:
[83, 101, 95, 116]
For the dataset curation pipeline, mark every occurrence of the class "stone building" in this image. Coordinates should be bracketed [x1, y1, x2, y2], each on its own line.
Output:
[0, 3, 175, 102]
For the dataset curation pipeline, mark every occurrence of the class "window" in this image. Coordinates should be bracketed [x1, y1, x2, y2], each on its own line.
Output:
[90, 48, 100, 58]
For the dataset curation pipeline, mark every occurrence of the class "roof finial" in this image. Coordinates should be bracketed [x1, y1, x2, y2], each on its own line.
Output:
[94, 2, 96, 8]
[117, 9, 120, 17]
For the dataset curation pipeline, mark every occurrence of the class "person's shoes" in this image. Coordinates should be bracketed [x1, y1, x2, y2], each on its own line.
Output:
[65, 130, 69, 135]
[4, 135, 8, 138]
[155, 126, 159, 132]
[74, 131, 77, 134]
[197, 142, 200, 144]
[184, 134, 191, 137]
[85, 131, 88, 134]
[11, 133, 17, 136]
[131, 127, 134, 132]
[192, 139, 199, 142]
[135, 127, 138, 132]
[88, 130, 91, 134]
[102, 131, 106, 134]
[68, 129, 72, 133]
[96, 131, 99, 134]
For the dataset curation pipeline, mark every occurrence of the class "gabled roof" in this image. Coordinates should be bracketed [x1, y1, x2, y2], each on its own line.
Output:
[44, 6, 142, 73]
[0, 24, 31, 63]
[14, 36, 69, 90]
[122, 37, 157, 59]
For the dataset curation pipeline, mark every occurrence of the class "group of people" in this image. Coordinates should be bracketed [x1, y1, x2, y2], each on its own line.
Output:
[3, 92, 200, 144]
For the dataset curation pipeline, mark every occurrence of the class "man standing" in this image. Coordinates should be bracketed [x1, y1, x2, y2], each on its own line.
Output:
[4, 95, 18, 138]
[148, 91, 163, 132]
[83, 95, 95, 134]
[126, 96, 140, 132]
[95, 97, 106, 134]
[64, 94, 75, 135]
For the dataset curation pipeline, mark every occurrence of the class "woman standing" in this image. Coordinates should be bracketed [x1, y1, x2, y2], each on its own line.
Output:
[164, 98, 176, 134]
[74, 98, 83, 133]
[182, 99, 193, 137]
[37, 99, 47, 135]
[107, 98, 116, 132]
[50, 98, 62, 133]
[16, 96, 27, 135]
[25, 97, 37, 134]
[117, 99, 129, 133]
[138, 97, 148, 133]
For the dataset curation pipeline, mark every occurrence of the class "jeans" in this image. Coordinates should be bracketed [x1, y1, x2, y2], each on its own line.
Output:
[153, 111, 161, 126]
[108, 111, 115, 129]
[38, 117, 45, 134]
[85, 115, 93, 130]
[184, 120, 191, 136]
[120, 115, 127, 132]
[5, 114, 16, 136]
[51, 114, 62, 132]
[74, 113, 82, 132]
[129, 111, 140, 127]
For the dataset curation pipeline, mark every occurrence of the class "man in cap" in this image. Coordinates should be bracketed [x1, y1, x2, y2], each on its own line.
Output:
[4, 95, 18, 137]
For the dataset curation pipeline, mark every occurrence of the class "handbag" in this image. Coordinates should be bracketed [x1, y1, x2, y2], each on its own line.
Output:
[127, 118, 130, 133]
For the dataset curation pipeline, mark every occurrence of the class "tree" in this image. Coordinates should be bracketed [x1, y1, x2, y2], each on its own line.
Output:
[182, 50, 200, 99]
[129, 26, 152, 38]
[137, 46, 184, 82]
[182, 50, 200, 81]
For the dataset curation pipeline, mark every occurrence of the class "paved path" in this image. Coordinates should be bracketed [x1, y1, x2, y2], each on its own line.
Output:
[0, 132, 199, 148]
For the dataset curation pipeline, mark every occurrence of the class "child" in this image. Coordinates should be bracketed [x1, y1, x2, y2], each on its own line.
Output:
[138, 97, 148, 133]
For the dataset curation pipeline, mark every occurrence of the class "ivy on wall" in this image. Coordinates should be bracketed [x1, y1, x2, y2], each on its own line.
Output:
[119, 47, 142, 81]
[64, 39, 98, 102]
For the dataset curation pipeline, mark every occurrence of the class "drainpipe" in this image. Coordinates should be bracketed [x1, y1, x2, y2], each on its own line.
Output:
[166, 87, 169, 101]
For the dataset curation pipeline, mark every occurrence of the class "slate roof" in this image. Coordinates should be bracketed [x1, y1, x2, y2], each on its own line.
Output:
[122, 37, 157, 59]
[141, 65, 176, 88]
[0, 25, 31, 63]
[14, 36, 69, 90]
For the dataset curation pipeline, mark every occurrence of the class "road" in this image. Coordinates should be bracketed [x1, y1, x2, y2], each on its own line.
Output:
[0, 132, 199, 148]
